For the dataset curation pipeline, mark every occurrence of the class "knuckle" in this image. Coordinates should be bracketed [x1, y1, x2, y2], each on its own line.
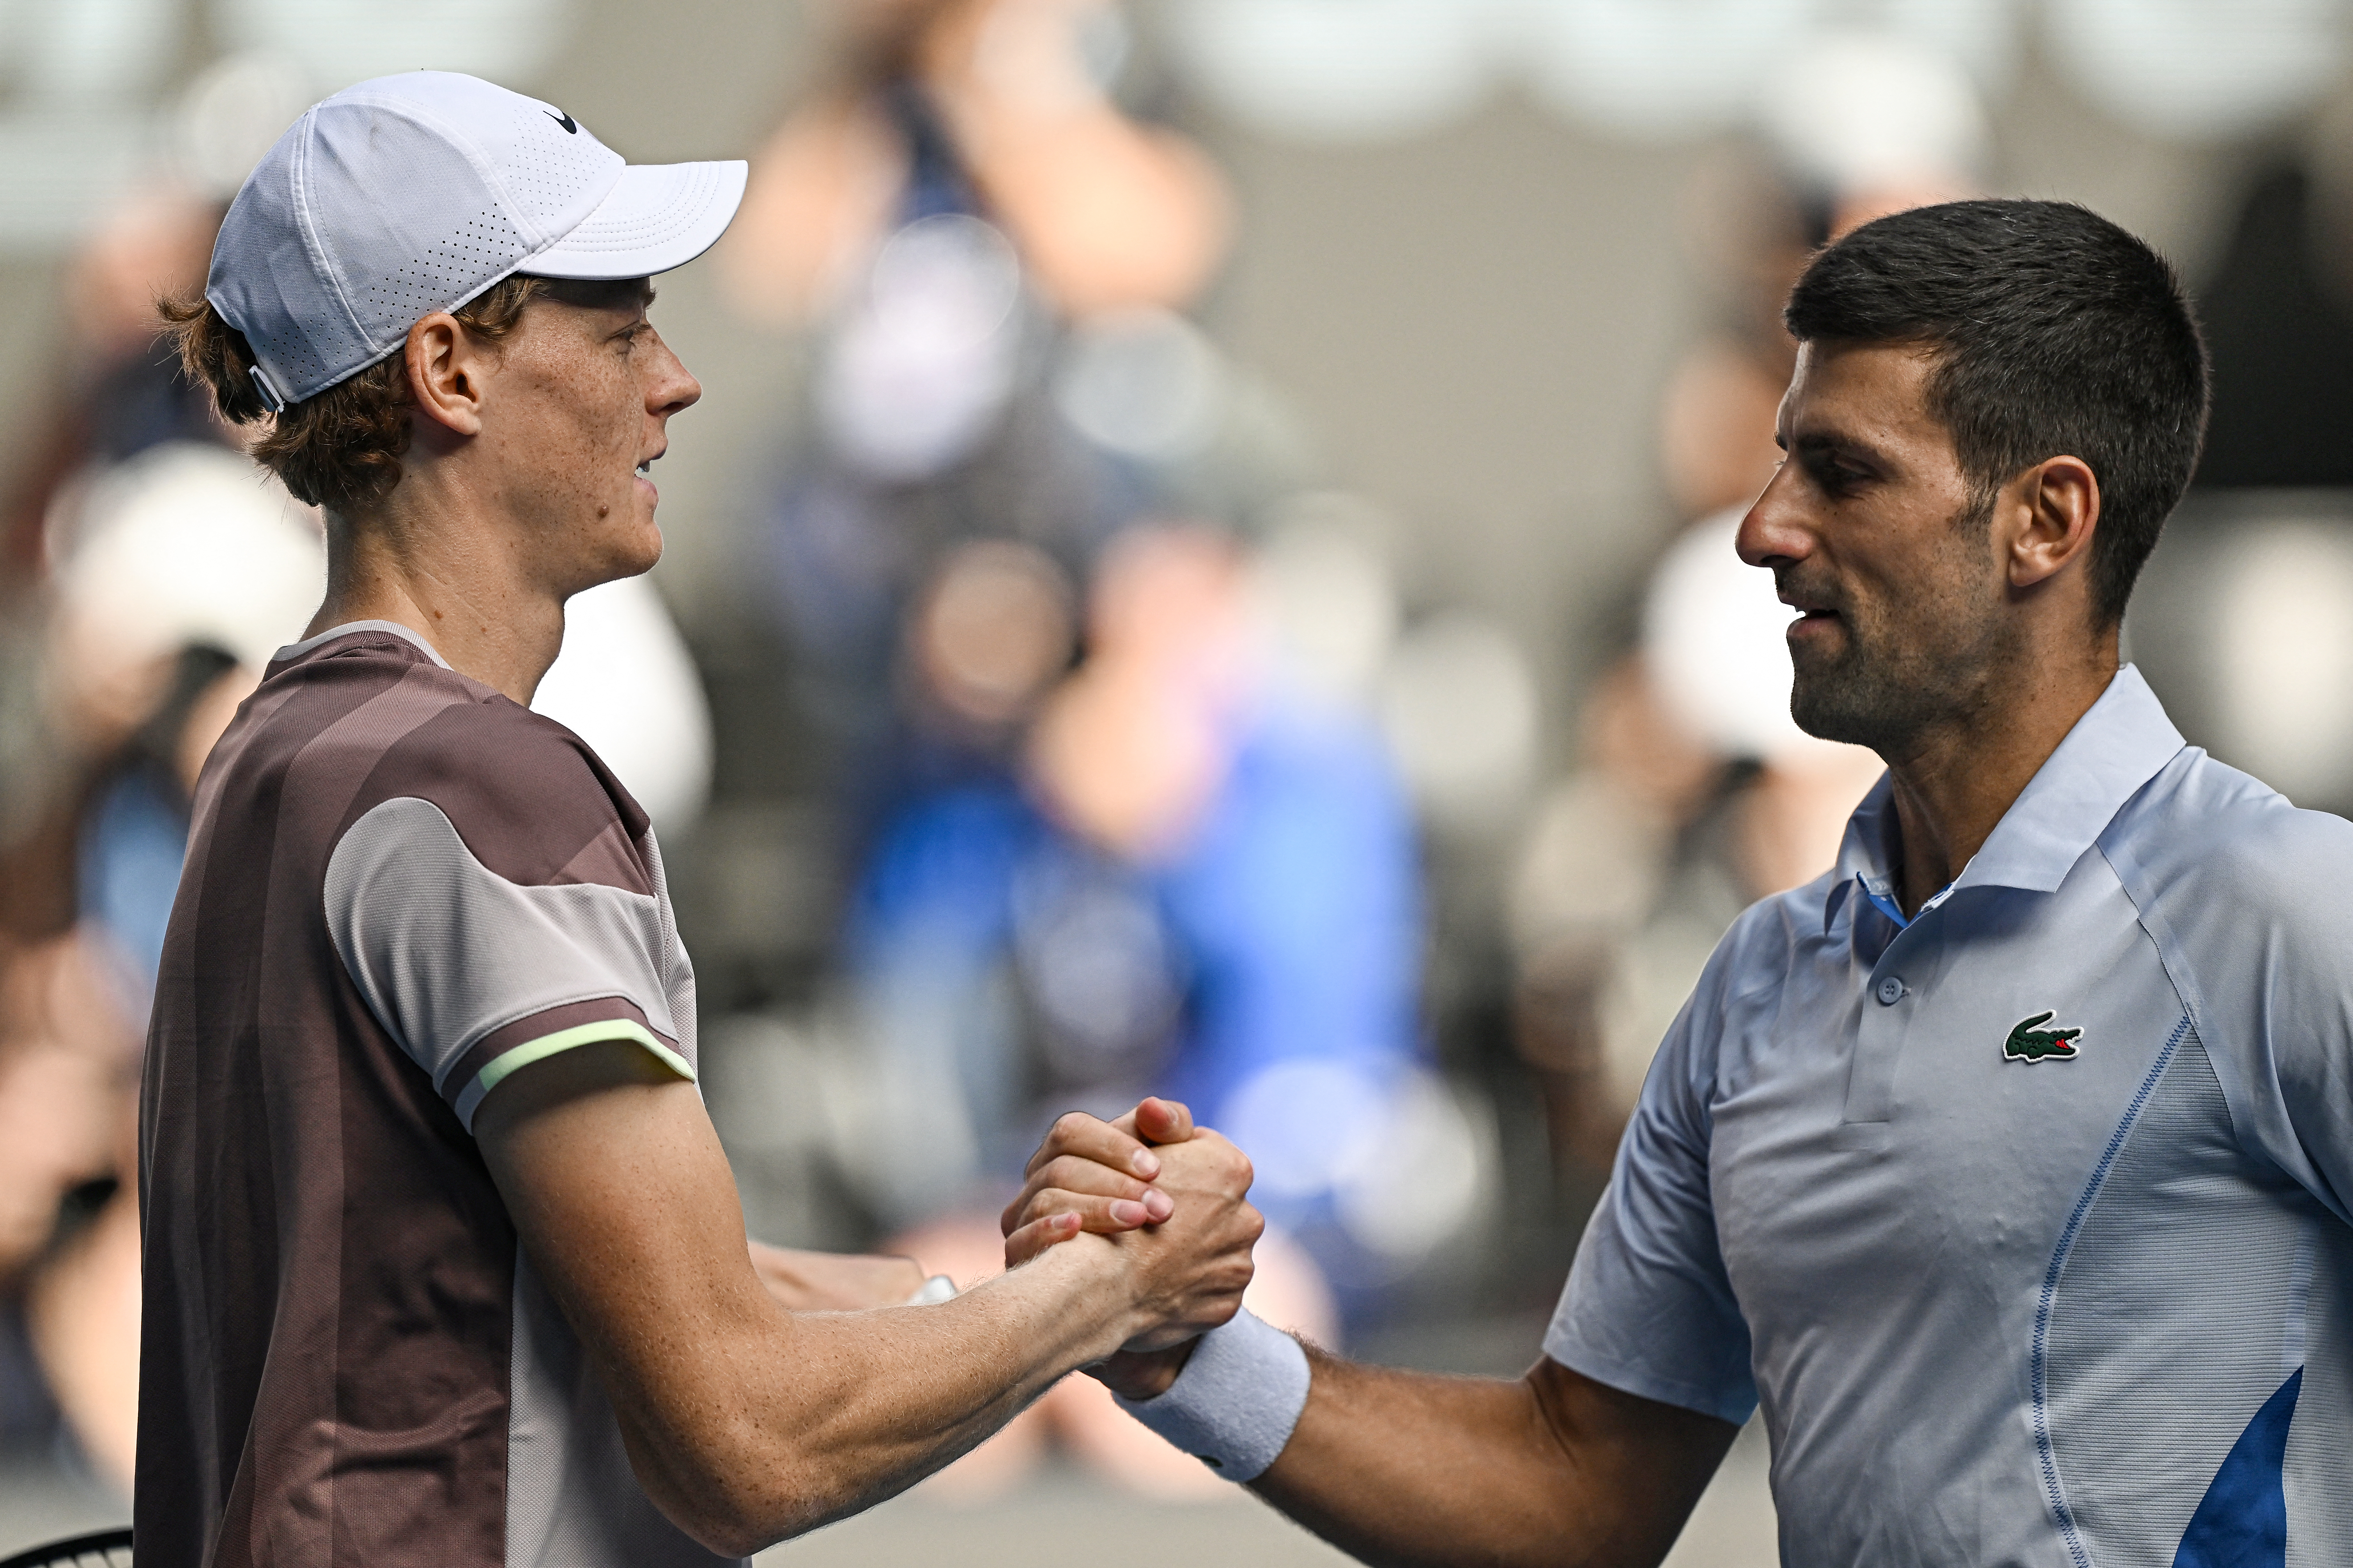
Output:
[1047, 1155, 1112, 1188]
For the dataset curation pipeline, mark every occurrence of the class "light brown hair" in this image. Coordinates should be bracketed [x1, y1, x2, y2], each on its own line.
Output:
[160, 275, 556, 515]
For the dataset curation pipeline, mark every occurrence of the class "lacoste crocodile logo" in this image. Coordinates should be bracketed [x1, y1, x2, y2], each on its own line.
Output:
[2003, 1011, 2082, 1063]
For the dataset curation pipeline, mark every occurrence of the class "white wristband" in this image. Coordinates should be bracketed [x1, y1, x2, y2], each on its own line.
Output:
[1113, 1309, 1310, 1482]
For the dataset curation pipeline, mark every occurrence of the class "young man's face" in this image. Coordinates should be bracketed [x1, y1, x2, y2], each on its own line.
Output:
[1736, 340, 2015, 759]
[475, 281, 698, 595]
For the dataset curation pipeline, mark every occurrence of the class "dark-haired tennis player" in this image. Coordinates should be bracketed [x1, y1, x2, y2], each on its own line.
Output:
[1015, 199, 2353, 1567]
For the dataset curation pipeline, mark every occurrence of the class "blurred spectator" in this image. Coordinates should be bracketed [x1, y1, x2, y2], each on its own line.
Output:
[1510, 511, 1880, 1179]
[714, 0, 1272, 857]
[2196, 151, 2353, 486]
[845, 524, 1423, 1234]
[0, 183, 268, 1490]
[1526, 46, 1981, 1183]
[721, 0, 1229, 327]
[78, 645, 251, 988]
[2, 184, 226, 594]
[1661, 32, 1983, 521]
[701, 7, 1424, 1491]
[5, 637, 246, 1491]
[824, 521, 1419, 1490]
[0, 645, 238, 1494]
[0, 921, 141, 1483]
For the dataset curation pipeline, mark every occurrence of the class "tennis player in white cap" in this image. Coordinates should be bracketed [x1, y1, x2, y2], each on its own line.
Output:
[140, 71, 1260, 1568]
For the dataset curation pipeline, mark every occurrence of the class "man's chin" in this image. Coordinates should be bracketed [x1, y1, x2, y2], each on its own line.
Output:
[572, 535, 663, 596]
[1789, 672, 1876, 750]
[613, 519, 664, 580]
[1792, 666, 1937, 756]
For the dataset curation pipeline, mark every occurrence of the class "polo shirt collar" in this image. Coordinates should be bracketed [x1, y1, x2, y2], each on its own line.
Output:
[1824, 665, 2185, 933]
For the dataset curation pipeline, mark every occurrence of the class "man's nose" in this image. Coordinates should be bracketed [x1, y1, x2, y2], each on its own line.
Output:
[1736, 465, 1808, 569]
[647, 334, 701, 417]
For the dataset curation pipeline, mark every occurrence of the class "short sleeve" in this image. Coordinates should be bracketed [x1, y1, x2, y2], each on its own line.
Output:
[325, 793, 692, 1131]
[2118, 792, 2353, 1229]
[1543, 948, 1757, 1426]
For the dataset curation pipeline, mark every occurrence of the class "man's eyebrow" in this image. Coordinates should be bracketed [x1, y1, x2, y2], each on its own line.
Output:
[1790, 427, 1890, 466]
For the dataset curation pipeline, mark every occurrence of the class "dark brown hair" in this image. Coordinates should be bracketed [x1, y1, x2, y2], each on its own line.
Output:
[160, 274, 569, 515]
[1785, 200, 2210, 629]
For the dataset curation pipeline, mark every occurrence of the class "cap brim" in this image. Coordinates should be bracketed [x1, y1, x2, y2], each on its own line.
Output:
[526, 159, 748, 281]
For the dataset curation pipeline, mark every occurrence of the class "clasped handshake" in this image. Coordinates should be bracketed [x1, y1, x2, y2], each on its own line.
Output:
[1000, 1095, 1263, 1400]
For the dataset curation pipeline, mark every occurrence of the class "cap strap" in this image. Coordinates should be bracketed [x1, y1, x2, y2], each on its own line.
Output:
[248, 363, 288, 414]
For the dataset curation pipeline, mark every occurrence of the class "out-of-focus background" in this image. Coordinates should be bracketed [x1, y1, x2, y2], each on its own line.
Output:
[8, 1, 2353, 1561]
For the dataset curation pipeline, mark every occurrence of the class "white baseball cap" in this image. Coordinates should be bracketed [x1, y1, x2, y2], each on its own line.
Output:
[207, 70, 747, 410]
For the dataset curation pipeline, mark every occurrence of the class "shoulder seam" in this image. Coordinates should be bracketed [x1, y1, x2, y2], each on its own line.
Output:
[2096, 837, 2241, 1157]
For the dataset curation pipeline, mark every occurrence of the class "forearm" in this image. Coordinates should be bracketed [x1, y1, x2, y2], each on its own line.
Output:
[484, 1056, 1259, 1557]
[480, 1054, 1154, 1556]
[1120, 1345, 1730, 1568]
[589, 1239, 1136, 1553]
[1252, 1354, 1611, 1568]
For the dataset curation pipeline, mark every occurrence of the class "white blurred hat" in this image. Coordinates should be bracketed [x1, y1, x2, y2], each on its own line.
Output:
[207, 70, 746, 409]
[1646, 505, 1846, 766]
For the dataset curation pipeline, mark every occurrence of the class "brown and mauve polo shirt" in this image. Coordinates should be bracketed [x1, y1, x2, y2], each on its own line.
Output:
[138, 621, 739, 1568]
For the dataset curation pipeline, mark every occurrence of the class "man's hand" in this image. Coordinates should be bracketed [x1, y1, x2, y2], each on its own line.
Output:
[1001, 1096, 1196, 1263]
[748, 1241, 926, 1311]
[1091, 1127, 1260, 1351]
[1002, 1097, 1249, 1398]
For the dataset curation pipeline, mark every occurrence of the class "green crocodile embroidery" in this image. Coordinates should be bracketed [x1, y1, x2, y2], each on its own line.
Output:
[2003, 1010, 2082, 1063]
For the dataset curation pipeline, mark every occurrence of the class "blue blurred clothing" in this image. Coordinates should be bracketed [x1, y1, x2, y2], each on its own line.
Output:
[847, 692, 1422, 1216]
[79, 766, 190, 990]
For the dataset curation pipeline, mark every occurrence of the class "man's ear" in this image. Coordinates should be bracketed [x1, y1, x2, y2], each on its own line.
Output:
[2006, 454, 2099, 592]
[404, 313, 487, 439]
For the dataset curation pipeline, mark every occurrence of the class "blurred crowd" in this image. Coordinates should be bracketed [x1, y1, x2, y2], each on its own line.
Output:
[6, 0, 2353, 1512]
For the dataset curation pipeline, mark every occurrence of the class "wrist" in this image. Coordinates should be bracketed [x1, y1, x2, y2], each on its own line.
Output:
[1015, 1229, 1149, 1365]
[1111, 1310, 1310, 1482]
[1090, 1338, 1199, 1401]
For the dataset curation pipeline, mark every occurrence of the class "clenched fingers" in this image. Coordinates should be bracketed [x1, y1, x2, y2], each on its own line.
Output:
[1025, 1110, 1164, 1186]
[1004, 1182, 1174, 1238]
[998, 1154, 1168, 1238]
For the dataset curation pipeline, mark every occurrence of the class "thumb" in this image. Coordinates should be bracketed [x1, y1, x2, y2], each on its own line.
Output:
[1133, 1096, 1195, 1146]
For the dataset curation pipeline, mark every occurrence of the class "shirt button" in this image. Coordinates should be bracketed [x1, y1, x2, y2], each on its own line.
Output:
[1876, 976, 1906, 1005]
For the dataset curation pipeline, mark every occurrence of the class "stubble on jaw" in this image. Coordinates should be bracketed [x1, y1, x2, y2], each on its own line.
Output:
[1785, 490, 2011, 758]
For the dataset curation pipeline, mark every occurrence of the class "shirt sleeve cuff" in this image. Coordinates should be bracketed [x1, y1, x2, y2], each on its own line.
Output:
[445, 997, 692, 1131]
[1112, 1310, 1310, 1482]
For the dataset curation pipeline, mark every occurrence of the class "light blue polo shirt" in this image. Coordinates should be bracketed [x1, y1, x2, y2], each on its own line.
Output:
[1547, 665, 2353, 1568]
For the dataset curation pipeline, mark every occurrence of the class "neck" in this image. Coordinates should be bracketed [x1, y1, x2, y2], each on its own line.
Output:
[305, 470, 566, 706]
[1881, 632, 2119, 916]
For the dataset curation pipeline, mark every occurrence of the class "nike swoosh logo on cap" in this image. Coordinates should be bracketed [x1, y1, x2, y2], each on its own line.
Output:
[546, 110, 577, 133]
